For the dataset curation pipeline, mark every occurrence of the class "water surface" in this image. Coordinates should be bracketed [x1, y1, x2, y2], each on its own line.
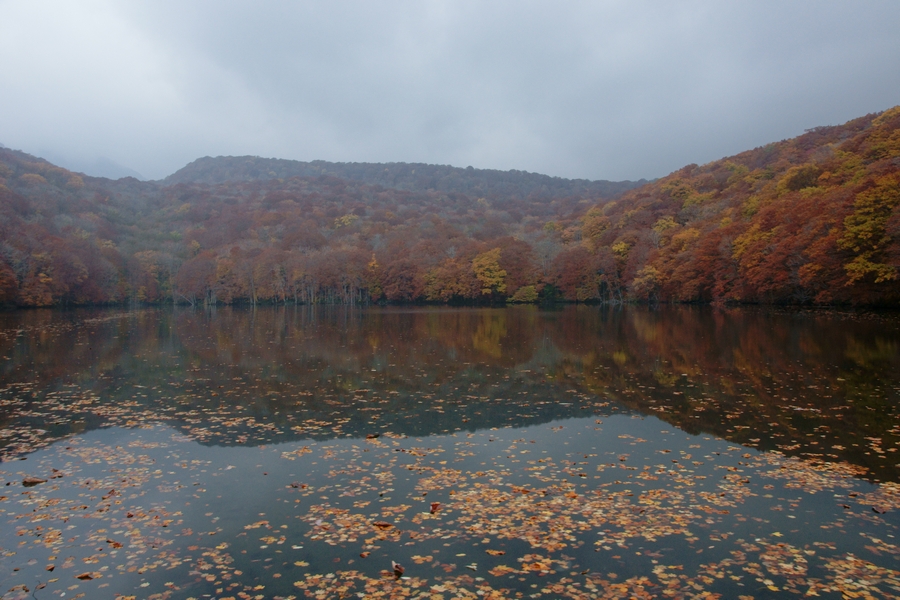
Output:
[1, 306, 898, 599]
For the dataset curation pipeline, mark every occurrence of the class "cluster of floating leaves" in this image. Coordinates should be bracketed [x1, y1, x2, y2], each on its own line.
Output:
[2, 306, 900, 598]
[2, 415, 899, 599]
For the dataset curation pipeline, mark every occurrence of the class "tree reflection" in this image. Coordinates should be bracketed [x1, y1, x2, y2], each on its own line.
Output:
[1, 306, 898, 480]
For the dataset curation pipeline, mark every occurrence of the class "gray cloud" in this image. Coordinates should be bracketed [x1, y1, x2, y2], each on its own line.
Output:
[1, 0, 898, 181]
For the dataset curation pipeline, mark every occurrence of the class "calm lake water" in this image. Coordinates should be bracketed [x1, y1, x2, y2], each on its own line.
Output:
[1, 305, 899, 599]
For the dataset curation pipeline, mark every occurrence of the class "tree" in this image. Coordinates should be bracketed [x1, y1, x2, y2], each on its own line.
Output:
[381, 259, 423, 302]
[0, 258, 17, 304]
[174, 251, 215, 305]
[472, 248, 507, 297]
[838, 175, 900, 284]
[551, 246, 587, 301]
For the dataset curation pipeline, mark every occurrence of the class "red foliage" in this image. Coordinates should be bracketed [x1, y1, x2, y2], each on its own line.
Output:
[1, 106, 899, 307]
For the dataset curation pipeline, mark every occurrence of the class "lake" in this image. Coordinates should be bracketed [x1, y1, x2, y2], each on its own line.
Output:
[1, 305, 899, 599]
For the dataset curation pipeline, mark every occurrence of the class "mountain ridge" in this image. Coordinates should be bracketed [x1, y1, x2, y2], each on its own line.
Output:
[162, 155, 647, 200]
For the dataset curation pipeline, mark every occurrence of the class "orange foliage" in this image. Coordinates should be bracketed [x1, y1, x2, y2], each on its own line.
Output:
[0, 106, 899, 306]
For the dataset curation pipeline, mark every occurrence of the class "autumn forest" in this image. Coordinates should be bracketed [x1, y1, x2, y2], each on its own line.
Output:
[1, 106, 899, 308]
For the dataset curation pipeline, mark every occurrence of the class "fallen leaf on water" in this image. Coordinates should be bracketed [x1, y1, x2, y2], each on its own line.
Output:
[392, 560, 404, 579]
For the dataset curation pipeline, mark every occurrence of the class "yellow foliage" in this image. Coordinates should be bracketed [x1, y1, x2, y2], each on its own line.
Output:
[582, 214, 610, 242]
[682, 192, 714, 208]
[334, 214, 359, 228]
[776, 164, 822, 194]
[740, 196, 760, 218]
[651, 216, 677, 234]
[661, 179, 695, 201]
[631, 265, 661, 300]
[19, 173, 47, 186]
[872, 105, 900, 127]
[724, 161, 750, 185]
[844, 255, 896, 284]
[838, 174, 900, 283]
[611, 241, 630, 258]
[472, 248, 507, 295]
[732, 224, 773, 259]
[669, 228, 701, 252]
[508, 285, 538, 303]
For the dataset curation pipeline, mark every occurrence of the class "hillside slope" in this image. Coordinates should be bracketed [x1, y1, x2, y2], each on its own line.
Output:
[0, 149, 633, 306]
[584, 107, 900, 305]
[0, 106, 898, 307]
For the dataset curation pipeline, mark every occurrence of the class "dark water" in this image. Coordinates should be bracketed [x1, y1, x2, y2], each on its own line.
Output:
[0, 306, 898, 599]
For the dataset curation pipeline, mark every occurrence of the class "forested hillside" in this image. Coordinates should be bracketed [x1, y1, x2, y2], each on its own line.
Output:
[1, 106, 898, 307]
[601, 107, 900, 305]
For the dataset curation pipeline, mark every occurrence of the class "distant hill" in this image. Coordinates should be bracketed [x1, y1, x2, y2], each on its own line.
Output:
[163, 156, 646, 200]
[59, 155, 146, 181]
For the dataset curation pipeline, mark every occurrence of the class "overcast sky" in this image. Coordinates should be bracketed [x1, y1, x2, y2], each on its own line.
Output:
[1, 1, 899, 181]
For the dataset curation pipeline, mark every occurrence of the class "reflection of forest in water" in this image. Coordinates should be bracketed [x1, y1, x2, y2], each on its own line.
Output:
[1, 305, 898, 480]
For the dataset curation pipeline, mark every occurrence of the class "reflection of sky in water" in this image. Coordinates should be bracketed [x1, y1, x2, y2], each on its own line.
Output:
[1, 412, 897, 599]
[0, 306, 899, 598]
